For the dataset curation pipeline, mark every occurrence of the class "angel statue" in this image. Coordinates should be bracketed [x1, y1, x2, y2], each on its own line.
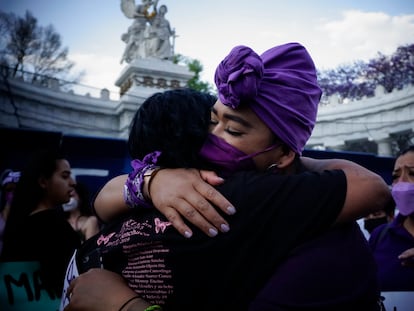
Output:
[120, 0, 175, 63]
[146, 4, 175, 60]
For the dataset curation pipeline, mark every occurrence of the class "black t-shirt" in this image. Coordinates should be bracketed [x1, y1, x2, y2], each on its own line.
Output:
[2, 208, 81, 296]
[78, 169, 346, 310]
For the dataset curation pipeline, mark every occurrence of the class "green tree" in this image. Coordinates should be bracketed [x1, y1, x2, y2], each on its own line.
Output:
[0, 10, 83, 85]
[173, 54, 214, 93]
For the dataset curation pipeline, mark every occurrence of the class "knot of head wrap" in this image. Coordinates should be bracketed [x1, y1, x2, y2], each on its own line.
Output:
[214, 46, 264, 109]
[214, 42, 322, 154]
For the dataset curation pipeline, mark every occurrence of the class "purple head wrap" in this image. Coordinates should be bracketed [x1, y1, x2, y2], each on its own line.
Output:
[214, 42, 322, 154]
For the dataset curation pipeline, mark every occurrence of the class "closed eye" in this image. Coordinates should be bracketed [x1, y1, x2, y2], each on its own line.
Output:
[225, 127, 243, 136]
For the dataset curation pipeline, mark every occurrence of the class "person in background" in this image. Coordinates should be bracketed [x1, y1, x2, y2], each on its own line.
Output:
[369, 146, 414, 291]
[1, 149, 81, 297]
[0, 169, 20, 255]
[63, 182, 100, 242]
[363, 197, 395, 235]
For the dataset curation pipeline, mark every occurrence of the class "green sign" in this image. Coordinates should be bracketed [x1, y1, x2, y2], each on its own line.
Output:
[0, 261, 60, 311]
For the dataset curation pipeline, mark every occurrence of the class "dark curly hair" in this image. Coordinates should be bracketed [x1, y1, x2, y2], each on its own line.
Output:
[128, 88, 216, 168]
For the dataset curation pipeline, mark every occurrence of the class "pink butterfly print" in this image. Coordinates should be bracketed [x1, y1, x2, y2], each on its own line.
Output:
[97, 232, 116, 245]
[154, 217, 172, 233]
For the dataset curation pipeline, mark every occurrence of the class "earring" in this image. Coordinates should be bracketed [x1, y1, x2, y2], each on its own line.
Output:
[267, 163, 279, 171]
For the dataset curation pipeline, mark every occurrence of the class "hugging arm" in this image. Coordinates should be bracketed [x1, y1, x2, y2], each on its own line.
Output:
[148, 157, 391, 226]
[94, 156, 390, 236]
[94, 170, 235, 238]
[94, 175, 129, 222]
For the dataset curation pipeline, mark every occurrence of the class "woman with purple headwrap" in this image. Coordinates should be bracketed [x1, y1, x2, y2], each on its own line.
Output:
[65, 44, 389, 311]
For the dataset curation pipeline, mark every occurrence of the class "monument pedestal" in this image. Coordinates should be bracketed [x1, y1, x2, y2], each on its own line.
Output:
[116, 58, 193, 96]
[114, 58, 194, 138]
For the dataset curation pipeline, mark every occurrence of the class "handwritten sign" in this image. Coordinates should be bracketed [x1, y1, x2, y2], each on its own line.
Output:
[0, 261, 59, 311]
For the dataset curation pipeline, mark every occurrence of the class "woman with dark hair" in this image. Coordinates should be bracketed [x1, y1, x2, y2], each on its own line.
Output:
[1, 149, 81, 297]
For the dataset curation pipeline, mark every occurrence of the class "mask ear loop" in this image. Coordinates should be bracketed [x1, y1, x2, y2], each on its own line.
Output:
[236, 142, 281, 162]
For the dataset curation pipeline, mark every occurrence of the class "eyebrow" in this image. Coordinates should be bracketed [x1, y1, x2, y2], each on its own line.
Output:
[212, 107, 252, 128]
[392, 166, 414, 174]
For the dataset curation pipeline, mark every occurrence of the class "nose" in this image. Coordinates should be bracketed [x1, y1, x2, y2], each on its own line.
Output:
[398, 170, 410, 183]
[69, 176, 76, 187]
[210, 123, 224, 138]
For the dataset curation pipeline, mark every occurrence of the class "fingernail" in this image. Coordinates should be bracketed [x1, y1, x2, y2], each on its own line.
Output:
[220, 223, 230, 232]
[184, 231, 192, 238]
[209, 228, 218, 237]
[227, 206, 236, 215]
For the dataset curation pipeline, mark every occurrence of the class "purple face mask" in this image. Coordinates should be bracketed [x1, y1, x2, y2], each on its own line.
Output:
[391, 182, 414, 216]
[199, 134, 278, 177]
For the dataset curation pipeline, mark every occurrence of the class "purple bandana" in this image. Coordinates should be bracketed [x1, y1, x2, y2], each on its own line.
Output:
[214, 42, 322, 154]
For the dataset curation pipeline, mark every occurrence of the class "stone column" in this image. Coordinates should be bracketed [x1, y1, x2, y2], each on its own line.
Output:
[377, 138, 393, 157]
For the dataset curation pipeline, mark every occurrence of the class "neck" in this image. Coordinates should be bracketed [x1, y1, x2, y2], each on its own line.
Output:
[30, 203, 51, 215]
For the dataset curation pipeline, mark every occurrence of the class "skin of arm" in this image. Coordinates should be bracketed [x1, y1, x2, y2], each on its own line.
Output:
[94, 175, 129, 222]
[94, 170, 234, 237]
[65, 268, 150, 311]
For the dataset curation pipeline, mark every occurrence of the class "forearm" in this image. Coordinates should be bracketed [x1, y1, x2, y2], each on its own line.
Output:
[65, 268, 151, 311]
[94, 174, 129, 222]
[301, 156, 370, 173]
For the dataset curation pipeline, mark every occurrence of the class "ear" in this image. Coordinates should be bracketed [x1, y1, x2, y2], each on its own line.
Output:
[276, 149, 296, 169]
[38, 176, 48, 189]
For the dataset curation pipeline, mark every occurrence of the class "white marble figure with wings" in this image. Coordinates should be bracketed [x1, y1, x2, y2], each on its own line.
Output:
[120, 0, 159, 63]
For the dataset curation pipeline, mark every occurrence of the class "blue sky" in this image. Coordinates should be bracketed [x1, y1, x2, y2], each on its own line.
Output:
[1, 0, 414, 98]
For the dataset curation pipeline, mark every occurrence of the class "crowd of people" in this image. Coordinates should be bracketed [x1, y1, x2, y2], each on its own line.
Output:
[1, 41, 413, 311]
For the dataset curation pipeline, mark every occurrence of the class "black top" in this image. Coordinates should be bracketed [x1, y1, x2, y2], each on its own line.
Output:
[250, 222, 380, 311]
[1, 208, 81, 296]
[78, 170, 346, 310]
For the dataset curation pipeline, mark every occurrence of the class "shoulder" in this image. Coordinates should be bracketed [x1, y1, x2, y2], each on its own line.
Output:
[222, 169, 345, 191]
[219, 170, 346, 211]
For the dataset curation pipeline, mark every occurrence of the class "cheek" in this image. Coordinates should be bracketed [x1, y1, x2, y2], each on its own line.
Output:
[228, 137, 260, 156]
[52, 179, 71, 195]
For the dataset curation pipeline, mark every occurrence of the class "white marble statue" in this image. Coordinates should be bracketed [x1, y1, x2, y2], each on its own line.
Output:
[120, 0, 175, 63]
